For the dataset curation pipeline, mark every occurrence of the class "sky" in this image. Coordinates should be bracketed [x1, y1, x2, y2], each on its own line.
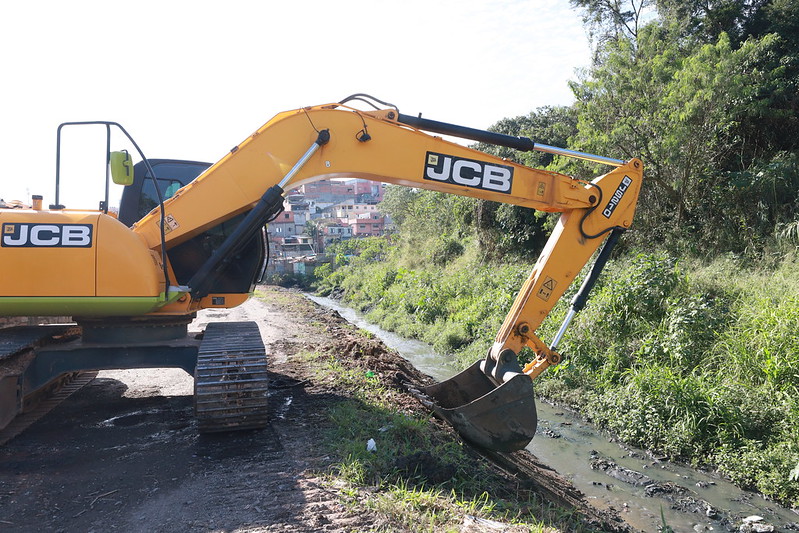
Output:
[0, 0, 591, 208]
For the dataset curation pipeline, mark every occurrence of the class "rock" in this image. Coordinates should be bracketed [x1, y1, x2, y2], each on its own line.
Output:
[739, 523, 775, 533]
[644, 481, 687, 498]
[590, 456, 654, 487]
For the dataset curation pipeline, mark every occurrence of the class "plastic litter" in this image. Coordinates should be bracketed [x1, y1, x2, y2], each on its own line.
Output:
[366, 438, 377, 452]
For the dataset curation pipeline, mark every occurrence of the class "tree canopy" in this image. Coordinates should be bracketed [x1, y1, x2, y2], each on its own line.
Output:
[379, 0, 799, 259]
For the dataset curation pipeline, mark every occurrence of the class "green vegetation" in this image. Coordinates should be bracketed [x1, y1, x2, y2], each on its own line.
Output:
[307, 0, 799, 509]
[313, 237, 799, 506]
[300, 348, 591, 532]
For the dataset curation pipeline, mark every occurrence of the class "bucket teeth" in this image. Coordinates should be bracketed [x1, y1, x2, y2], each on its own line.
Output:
[424, 360, 537, 452]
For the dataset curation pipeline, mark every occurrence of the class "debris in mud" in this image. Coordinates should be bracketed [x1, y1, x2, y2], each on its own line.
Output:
[542, 428, 561, 438]
[590, 453, 728, 527]
[738, 514, 775, 532]
[590, 456, 654, 487]
[462, 514, 527, 532]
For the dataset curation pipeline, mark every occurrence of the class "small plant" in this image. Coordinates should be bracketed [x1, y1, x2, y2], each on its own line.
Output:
[659, 506, 675, 533]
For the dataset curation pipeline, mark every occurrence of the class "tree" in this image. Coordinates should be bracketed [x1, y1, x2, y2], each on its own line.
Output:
[656, 0, 771, 44]
[471, 107, 578, 259]
[570, 19, 799, 252]
[570, 0, 655, 48]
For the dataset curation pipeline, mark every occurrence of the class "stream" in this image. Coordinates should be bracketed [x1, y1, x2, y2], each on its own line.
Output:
[306, 294, 799, 533]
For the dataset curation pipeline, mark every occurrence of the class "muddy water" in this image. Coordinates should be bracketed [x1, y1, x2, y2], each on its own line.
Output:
[307, 294, 798, 532]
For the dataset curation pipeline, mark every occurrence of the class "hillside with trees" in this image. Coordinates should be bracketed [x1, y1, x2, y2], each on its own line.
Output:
[310, 0, 799, 506]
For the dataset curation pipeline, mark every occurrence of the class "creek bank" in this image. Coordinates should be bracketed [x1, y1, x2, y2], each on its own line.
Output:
[307, 299, 632, 532]
[307, 290, 799, 533]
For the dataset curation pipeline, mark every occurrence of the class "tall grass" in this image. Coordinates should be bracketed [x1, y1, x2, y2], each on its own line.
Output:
[313, 238, 799, 505]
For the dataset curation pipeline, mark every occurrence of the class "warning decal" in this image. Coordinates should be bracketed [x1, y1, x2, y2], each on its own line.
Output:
[161, 214, 180, 234]
[537, 276, 557, 301]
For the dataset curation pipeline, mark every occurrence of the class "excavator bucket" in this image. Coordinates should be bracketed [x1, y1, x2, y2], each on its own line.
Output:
[424, 361, 537, 452]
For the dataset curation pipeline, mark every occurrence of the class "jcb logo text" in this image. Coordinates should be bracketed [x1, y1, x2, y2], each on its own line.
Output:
[2, 223, 93, 248]
[424, 152, 513, 194]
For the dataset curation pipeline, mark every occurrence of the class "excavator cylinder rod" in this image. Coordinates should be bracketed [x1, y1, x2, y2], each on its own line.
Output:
[398, 113, 535, 152]
[189, 131, 330, 298]
[187, 184, 284, 298]
[397, 113, 624, 166]
[550, 228, 625, 351]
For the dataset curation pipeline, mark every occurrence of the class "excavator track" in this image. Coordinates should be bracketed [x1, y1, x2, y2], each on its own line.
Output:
[194, 321, 269, 432]
[0, 325, 83, 437]
[0, 371, 97, 445]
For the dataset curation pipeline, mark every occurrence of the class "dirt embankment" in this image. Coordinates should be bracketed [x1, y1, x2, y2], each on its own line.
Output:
[0, 287, 629, 532]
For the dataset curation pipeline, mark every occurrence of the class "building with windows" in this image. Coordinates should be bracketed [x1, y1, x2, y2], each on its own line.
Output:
[321, 222, 353, 246]
[347, 213, 385, 237]
[268, 211, 306, 240]
[332, 202, 380, 219]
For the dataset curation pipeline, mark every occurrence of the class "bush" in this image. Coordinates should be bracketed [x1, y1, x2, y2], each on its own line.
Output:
[313, 234, 799, 505]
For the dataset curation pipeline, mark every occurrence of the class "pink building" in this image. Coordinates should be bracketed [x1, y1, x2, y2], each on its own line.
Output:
[268, 211, 306, 241]
[347, 213, 385, 237]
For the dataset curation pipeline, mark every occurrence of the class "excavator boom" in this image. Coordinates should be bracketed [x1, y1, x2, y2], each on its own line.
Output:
[0, 96, 642, 451]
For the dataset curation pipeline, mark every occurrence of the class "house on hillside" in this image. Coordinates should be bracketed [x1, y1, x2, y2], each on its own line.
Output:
[333, 202, 380, 219]
[268, 211, 306, 240]
[321, 222, 353, 246]
[347, 213, 385, 237]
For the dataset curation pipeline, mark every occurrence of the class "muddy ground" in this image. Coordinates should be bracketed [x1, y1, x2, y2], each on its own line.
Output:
[0, 287, 629, 532]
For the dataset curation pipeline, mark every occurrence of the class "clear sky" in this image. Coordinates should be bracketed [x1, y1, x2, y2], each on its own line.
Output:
[0, 0, 591, 208]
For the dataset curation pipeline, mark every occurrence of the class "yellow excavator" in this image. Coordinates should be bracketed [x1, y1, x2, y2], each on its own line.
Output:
[0, 94, 641, 451]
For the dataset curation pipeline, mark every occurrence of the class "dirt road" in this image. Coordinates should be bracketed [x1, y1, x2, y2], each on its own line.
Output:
[0, 288, 627, 532]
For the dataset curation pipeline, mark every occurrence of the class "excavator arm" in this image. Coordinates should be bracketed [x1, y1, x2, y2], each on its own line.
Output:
[131, 100, 641, 451]
[132, 107, 609, 248]
[0, 96, 642, 450]
[133, 101, 639, 301]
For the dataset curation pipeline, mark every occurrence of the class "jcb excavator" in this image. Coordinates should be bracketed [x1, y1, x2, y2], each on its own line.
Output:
[0, 94, 641, 451]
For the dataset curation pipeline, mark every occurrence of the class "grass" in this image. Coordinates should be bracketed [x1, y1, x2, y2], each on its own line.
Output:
[311, 237, 799, 507]
[297, 347, 597, 532]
